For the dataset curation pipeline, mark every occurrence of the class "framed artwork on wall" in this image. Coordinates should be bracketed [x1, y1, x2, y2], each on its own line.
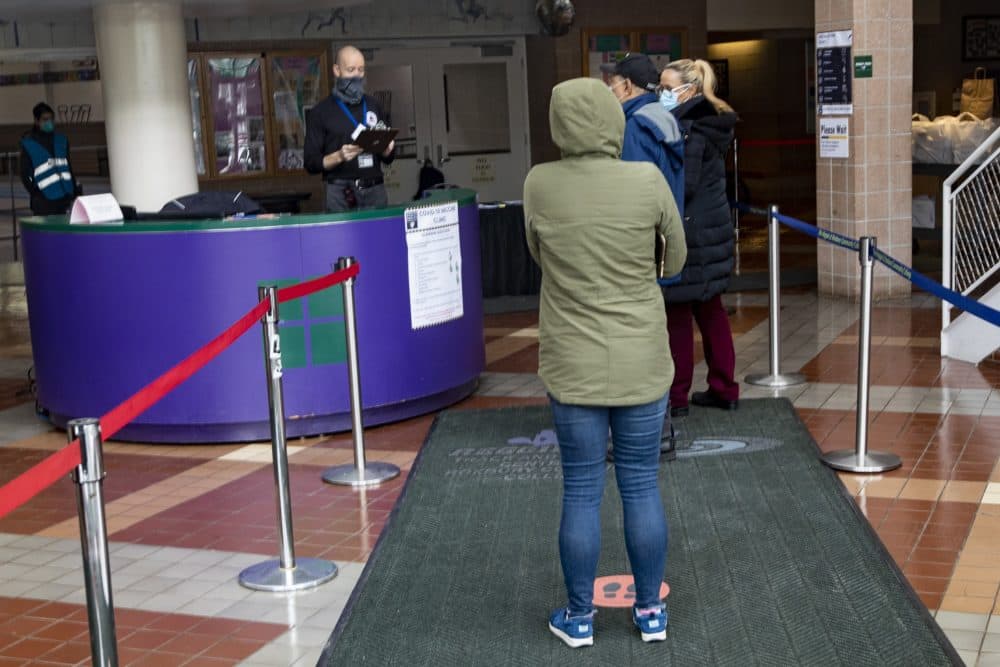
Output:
[962, 15, 1000, 62]
[581, 27, 687, 81]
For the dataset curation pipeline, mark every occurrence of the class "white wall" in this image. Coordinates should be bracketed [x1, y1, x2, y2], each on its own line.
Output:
[0, 18, 96, 49]
[0, 61, 104, 124]
[187, 1, 537, 43]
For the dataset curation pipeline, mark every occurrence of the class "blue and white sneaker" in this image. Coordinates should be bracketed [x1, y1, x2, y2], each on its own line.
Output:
[632, 604, 668, 642]
[548, 607, 594, 648]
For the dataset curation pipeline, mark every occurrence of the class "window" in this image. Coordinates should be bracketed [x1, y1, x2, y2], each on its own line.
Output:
[270, 55, 325, 171]
[188, 59, 206, 176]
[188, 49, 328, 179]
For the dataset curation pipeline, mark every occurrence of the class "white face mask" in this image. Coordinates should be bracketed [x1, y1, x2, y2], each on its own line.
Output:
[608, 79, 627, 101]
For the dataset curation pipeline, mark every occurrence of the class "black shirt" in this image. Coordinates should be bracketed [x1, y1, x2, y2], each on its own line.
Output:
[304, 94, 396, 182]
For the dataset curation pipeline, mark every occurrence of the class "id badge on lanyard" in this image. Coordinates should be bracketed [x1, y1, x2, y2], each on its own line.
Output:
[341, 99, 375, 168]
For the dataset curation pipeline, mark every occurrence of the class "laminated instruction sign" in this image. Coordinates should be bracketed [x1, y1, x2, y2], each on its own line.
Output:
[404, 201, 463, 329]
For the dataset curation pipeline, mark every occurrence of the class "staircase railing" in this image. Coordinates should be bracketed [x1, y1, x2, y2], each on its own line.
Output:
[942, 124, 1000, 332]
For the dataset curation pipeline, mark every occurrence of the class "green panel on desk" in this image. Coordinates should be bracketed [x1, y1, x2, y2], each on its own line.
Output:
[309, 283, 344, 318]
[311, 322, 347, 365]
[278, 325, 307, 369]
[259, 278, 304, 320]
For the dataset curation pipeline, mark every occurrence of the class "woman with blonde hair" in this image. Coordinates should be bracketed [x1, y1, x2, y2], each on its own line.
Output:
[657, 58, 740, 416]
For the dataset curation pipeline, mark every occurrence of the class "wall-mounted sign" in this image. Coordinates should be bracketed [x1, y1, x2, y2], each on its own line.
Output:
[819, 117, 849, 159]
[854, 55, 873, 79]
[817, 30, 853, 115]
[471, 157, 495, 184]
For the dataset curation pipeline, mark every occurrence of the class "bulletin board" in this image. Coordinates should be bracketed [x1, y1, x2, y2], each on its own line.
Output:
[581, 27, 688, 82]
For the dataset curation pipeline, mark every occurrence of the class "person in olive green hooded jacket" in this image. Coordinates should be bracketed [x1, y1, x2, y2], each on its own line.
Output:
[523, 77, 686, 648]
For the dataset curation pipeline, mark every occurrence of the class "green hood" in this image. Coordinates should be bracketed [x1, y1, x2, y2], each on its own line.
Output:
[549, 77, 625, 159]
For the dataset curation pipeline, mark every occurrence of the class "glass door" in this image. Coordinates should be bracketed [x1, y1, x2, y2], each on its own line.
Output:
[362, 40, 530, 204]
[365, 55, 431, 205]
[425, 41, 530, 202]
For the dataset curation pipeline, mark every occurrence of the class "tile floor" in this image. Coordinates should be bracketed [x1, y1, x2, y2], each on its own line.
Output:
[1, 224, 998, 665]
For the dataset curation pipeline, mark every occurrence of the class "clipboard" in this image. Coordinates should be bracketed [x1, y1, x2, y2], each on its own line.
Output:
[354, 128, 398, 153]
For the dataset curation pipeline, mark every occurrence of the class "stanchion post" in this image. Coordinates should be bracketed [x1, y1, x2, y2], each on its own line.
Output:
[731, 137, 741, 275]
[821, 237, 901, 473]
[745, 204, 806, 388]
[239, 285, 338, 592]
[731, 137, 741, 237]
[9, 154, 18, 262]
[69, 418, 118, 667]
[322, 257, 401, 487]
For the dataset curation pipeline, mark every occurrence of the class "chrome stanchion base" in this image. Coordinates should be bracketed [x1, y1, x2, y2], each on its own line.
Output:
[322, 462, 401, 487]
[821, 450, 902, 474]
[239, 557, 338, 592]
[744, 372, 807, 388]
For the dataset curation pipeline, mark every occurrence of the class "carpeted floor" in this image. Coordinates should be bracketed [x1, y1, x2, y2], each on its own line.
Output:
[321, 400, 960, 666]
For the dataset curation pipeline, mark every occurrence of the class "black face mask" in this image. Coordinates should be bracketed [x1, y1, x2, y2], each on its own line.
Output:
[335, 76, 365, 104]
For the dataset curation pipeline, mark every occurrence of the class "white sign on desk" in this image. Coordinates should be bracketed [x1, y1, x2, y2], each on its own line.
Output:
[404, 201, 463, 330]
[69, 194, 124, 224]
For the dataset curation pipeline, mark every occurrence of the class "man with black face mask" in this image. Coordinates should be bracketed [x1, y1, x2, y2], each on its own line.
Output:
[20, 102, 79, 216]
[305, 45, 396, 212]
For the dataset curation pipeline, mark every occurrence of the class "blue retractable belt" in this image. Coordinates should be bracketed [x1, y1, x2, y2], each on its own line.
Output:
[730, 201, 1000, 328]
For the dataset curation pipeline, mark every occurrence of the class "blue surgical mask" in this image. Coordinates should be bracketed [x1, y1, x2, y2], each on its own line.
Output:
[659, 90, 680, 111]
[659, 83, 692, 111]
[40, 120, 55, 133]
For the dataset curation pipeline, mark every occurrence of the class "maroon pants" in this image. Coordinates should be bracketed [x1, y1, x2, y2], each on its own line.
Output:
[666, 294, 739, 407]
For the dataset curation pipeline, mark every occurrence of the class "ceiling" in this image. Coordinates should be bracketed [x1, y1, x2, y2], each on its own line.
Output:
[0, 0, 369, 21]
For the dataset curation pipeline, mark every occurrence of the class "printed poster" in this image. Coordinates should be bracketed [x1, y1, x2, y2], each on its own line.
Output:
[404, 202, 463, 329]
[819, 117, 849, 159]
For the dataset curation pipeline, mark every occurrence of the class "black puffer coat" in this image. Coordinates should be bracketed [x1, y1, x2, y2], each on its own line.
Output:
[662, 96, 738, 303]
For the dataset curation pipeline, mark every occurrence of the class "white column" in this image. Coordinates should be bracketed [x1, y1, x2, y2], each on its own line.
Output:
[94, 0, 197, 211]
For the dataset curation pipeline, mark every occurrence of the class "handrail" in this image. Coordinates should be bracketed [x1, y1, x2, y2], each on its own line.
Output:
[941, 123, 1000, 332]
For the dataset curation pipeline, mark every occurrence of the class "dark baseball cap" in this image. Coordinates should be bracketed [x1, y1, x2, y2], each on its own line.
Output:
[600, 53, 659, 92]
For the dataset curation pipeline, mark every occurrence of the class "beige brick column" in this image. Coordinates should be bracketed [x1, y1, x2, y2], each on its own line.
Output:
[816, 0, 912, 299]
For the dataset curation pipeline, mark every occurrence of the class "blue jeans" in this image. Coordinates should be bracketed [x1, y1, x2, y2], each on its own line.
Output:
[549, 394, 669, 616]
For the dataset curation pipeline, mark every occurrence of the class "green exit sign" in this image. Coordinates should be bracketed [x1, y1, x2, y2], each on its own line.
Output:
[854, 55, 873, 78]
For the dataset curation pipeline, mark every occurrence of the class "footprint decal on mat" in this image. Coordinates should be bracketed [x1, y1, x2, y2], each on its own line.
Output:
[593, 575, 670, 608]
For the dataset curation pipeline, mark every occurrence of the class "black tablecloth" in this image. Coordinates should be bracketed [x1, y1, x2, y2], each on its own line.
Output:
[478, 204, 541, 297]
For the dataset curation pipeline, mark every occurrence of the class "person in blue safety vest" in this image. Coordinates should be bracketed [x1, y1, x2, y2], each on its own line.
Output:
[19, 102, 80, 216]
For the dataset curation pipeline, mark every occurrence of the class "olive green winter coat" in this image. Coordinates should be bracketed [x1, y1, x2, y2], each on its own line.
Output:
[523, 77, 687, 406]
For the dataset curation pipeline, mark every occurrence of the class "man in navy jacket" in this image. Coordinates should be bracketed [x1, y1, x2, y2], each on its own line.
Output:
[602, 54, 685, 215]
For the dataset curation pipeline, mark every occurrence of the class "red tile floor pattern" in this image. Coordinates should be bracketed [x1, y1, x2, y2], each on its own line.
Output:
[109, 464, 403, 563]
[1, 221, 998, 663]
[0, 450, 208, 536]
[0, 597, 286, 666]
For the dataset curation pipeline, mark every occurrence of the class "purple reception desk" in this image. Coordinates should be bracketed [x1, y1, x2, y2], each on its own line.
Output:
[20, 191, 485, 443]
